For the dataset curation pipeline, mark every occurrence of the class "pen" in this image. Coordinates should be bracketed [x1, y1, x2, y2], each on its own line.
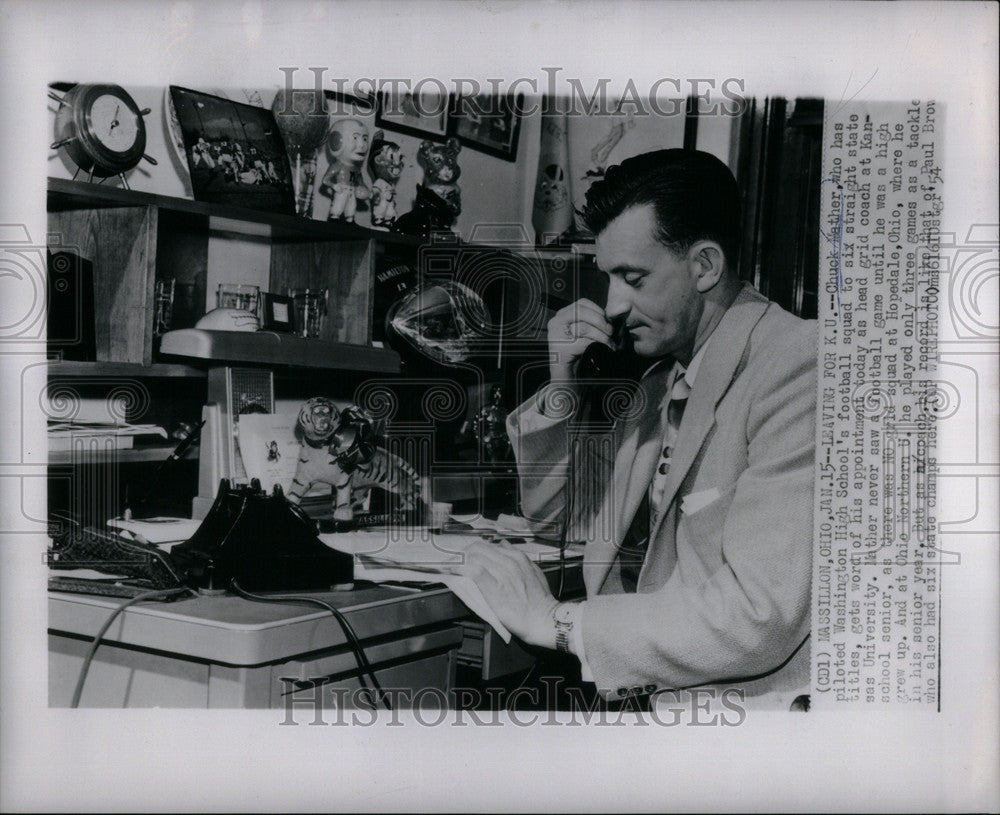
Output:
[131, 420, 207, 513]
[164, 419, 206, 464]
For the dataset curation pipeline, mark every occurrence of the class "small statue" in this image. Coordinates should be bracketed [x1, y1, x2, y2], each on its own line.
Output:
[392, 138, 462, 237]
[392, 184, 458, 238]
[417, 137, 462, 217]
[457, 384, 513, 463]
[287, 397, 428, 523]
[367, 130, 404, 228]
[319, 119, 371, 223]
[533, 163, 569, 213]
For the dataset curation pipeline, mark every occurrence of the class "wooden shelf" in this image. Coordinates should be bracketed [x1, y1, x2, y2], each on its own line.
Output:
[45, 177, 572, 377]
[48, 443, 199, 465]
[158, 329, 400, 373]
[48, 360, 206, 378]
[46, 178, 590, 256]
[47, 177, 424, 247]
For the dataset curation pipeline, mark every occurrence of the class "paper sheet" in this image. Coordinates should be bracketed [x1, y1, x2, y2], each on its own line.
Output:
[319, 529, 579, 565]
[320, 528, 582, 642]
[354, 563, 512, 643]
[107, 517, 202, 545]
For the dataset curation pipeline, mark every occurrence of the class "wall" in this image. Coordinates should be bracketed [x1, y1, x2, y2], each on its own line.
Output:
[47, 84, 529, 239]
[47, 83, 736, 247]
[48, 83, 535, 312]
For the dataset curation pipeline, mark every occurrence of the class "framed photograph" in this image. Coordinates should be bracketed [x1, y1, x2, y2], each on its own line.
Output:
[261, 292, 295, 332]
[169, 85, 295, 215]
[376, 88, 449, 140]
[448, 93, 523, 160]
[325, 89, 376, 120]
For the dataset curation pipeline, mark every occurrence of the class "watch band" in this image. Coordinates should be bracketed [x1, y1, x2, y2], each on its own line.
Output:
[553, 602, 577, 653]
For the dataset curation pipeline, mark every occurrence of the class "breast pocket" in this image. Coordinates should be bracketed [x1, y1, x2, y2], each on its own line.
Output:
[677, 481, 739, 578]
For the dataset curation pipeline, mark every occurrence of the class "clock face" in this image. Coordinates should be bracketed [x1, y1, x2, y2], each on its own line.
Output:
[89, 93, 139, 153]
[52, 83, 150, 179]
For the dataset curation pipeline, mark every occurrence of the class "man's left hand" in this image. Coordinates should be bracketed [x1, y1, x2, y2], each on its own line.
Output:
[463, 541, 558, 649]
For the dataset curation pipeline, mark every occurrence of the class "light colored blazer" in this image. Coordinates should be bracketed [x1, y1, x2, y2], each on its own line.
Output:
[507, 284, 818, 708]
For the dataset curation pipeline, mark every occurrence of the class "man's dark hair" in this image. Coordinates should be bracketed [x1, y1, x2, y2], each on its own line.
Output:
[580, 148, 741, 266]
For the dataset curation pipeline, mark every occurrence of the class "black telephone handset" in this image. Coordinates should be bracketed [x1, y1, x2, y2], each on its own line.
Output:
[576, 323, 646, 383]
[574, 324, 648, 425]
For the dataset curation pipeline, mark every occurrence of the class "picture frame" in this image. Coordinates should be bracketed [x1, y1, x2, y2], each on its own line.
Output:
[325, 89, 377, 120]
[375, 88, 450, 141]
[448, 93, 523, 161]
[169, 85, 295, 215]
[261, 292, 295, 333]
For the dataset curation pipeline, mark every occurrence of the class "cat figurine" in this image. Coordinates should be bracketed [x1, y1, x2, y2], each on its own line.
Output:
[368, 130, 404, 228]
[417, 137, 462, 217]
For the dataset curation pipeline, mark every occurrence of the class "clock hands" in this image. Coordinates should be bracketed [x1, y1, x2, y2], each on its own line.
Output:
[52, 85, 155, 180]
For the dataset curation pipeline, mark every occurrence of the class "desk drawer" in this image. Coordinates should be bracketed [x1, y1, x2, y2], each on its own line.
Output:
[50, 624, 464, 709]
[271, 626, 463, 709]
[456, 621, 534, 680]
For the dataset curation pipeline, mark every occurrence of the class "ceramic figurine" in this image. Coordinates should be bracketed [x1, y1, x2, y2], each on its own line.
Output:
[393, 138, 463, 237]
[417, 137, 462, 217]
[319, 118, 371, 222]
[286, 397, 428, 523]
[392, 184, 458, 237]
[367, 130, 404, 228]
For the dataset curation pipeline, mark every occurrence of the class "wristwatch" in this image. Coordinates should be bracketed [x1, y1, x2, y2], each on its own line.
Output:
[552, 602, 577, 653]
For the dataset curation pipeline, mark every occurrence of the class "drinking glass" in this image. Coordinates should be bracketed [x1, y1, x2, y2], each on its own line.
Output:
[288, 288, 328, 338]
[216, 283, 261, 315]
[153, 278, 176, 337]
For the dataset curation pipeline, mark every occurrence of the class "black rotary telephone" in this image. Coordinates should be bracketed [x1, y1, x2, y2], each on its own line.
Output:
[170, 479, 354, 592]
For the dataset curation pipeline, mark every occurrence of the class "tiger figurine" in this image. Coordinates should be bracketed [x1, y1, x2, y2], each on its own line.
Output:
[287, 397, 428, 523]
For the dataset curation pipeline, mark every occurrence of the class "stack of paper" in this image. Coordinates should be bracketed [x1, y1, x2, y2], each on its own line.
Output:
[320, 529, 578, 568]
[107, 517, 202, 551]
[318, 527, 583, 643]
[446, 513, 560, 539]
[48, 421, 168, 452]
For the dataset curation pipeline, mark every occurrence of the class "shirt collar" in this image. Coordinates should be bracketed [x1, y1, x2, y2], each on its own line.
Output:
[639, 332, 713, 385]
[681, 339, 709, 389]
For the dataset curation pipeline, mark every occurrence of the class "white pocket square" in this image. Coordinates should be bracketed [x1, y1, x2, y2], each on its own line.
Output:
[681, 487, 721, 515]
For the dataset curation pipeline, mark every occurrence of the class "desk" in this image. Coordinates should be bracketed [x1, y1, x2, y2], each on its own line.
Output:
[48, 563, 583, 708]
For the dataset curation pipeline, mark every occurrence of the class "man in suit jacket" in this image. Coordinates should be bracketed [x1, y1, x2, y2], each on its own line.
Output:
[464, 149, 817, 710]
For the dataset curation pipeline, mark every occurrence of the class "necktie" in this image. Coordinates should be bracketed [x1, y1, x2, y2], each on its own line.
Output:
[618, 366, 690, 592]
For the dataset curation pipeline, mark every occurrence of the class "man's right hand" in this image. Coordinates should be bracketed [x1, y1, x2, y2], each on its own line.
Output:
[547, 298, 614, 384]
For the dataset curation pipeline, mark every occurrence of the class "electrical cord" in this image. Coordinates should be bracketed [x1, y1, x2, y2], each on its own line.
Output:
[230, 581, 392, 711]
[70, 586, 195, 708]
[510, 660, 538, 696]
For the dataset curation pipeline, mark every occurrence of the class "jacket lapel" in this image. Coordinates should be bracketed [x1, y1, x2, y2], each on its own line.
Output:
[646, 285, 771, 545]
[582, 365, 671, 595]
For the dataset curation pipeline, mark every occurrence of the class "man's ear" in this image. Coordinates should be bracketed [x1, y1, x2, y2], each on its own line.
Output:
[688, 241, 726, 293]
